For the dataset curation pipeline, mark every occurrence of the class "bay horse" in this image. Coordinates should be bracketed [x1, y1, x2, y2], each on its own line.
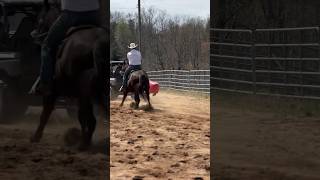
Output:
[119, 64, 152, 109]
[30, 1, 108, 150]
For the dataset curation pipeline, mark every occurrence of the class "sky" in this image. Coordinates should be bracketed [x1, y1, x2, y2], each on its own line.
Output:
[110, 0, 210, 19]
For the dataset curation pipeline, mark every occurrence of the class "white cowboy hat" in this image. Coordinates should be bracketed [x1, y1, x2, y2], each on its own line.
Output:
[128, 43, 138, 49]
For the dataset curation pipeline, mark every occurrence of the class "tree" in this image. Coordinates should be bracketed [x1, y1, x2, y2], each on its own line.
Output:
[110, 8, 210, 70]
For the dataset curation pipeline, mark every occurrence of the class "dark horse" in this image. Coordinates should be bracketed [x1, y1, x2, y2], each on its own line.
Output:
[119, 64, 152, 109]
[30, 2, 107, 150]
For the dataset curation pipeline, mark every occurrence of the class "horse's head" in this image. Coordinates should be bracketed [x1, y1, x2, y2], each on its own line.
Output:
[111, 64, 124, 80]
[31, 0, 61, 44]
[121, 60, 128, 71]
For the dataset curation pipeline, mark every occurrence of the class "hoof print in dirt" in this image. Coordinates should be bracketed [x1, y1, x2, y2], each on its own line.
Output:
[132, 175, 144, 180]
[193, 177, 204, 180]
[141, 105, 153, 111]
[167, 169, 174, 173]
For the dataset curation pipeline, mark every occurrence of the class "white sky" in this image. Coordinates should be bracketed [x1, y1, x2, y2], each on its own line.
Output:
[110, 0, 210, 18]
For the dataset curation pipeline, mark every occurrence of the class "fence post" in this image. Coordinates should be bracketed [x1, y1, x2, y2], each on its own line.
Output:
[318, 27, 320, 82]
[170, 70, 173, 90]
[251, 29, 257, 94]
[188, 70, 191, 91]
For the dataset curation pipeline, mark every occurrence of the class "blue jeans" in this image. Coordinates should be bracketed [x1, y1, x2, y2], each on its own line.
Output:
[40, 10, 100, 83]
[122, 65, 142, 88]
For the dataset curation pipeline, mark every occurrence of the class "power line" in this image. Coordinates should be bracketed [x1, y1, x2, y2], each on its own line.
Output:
[138, 0, 142, 54]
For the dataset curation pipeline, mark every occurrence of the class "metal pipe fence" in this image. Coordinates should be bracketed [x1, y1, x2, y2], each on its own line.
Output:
[211, 27, 320, 100]
[147, 70, 210, 94]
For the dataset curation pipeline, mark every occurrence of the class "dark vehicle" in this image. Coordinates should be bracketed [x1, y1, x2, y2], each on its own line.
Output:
[0, 0, 75, 120]
[0, 0, 43, 120]
[110, 60, 124, 100]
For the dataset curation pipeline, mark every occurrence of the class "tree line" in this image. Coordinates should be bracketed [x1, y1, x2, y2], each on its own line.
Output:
[111, 8, 210, 71]
[212, 0, 320, 28]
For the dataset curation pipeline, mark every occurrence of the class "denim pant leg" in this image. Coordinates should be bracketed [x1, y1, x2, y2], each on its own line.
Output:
[40, 15, 70, 83]
[123, 66, 134, 87]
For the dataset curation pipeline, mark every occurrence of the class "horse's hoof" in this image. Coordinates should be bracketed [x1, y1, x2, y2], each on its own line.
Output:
[119, 104, 123, 107]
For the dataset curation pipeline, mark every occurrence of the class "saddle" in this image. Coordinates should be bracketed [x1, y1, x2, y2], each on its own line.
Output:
[130, 69, 140, 74]
[128, 69, 142, 79]
[56, 25, 97, 59]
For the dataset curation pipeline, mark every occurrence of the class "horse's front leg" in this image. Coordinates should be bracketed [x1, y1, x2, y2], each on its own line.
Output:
[30, 95, 56, 143]
[119, 91, 128, 107]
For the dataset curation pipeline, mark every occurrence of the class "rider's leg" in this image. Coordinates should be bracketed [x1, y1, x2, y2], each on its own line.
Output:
[38, 13, 73, 94]
[120, 65, 133, 91]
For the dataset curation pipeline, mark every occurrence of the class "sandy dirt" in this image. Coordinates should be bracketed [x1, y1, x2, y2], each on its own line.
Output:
[0, 108, 108, 180]
[110, 91, 210, 179]
[213, 94, 320, 180]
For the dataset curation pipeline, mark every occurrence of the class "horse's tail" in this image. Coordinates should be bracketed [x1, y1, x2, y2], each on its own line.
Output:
[139, 72, 149, 95]
[93, 36, 107, 107]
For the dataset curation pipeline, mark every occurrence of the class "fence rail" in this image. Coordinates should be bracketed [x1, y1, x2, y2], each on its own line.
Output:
[211, 27, 320, 100]
[147, 70, 210, 94]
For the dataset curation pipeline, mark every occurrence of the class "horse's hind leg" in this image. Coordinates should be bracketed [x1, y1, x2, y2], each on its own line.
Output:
[144, 89, 152, 109]
[78, 100, 96, 150]
[134, 92, 140, 109]
[31, 95, 56, 142]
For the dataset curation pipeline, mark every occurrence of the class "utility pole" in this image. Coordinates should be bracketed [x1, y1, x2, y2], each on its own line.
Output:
[138, 0, 142, 53]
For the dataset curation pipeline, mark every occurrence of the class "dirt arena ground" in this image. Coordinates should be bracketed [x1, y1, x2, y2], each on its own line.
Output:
[110, 90, 210, 179]
[213, 93, 320, 180]
[0, 90, 210, 180]
[0, 108, 108, 180]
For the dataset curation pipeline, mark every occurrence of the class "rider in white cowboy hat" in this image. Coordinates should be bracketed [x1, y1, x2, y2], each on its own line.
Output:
[119, 42, 142, 92]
